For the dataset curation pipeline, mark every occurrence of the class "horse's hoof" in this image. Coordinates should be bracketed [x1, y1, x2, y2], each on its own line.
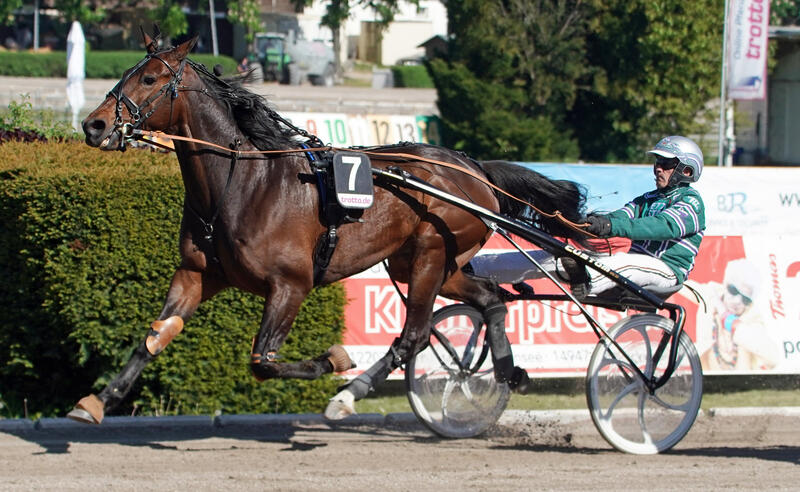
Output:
[323, 389, 356, 421]
[67, 394, 104, 424]
[327, 344, 354, 373]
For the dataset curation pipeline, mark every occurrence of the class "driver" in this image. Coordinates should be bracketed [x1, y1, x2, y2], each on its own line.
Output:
[468, 135, 706, 297]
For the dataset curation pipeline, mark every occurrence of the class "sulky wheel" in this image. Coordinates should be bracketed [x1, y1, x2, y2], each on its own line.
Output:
[405, 304, 510, 438]
[586, 313, 703, 454]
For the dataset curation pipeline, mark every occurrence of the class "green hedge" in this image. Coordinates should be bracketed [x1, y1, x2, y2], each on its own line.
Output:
[391, 64, 434, 88]
[0, 51, 239, 79]
[0, 141, 345, 419]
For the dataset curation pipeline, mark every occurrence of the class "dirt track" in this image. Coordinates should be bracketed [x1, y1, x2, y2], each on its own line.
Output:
[1, 409, 799, 491]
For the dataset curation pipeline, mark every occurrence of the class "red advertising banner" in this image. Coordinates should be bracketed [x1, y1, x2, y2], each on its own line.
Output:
[339, 164, 800, 378]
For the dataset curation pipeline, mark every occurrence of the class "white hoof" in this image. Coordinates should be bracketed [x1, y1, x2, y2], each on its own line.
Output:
[324, 389, 356, 420]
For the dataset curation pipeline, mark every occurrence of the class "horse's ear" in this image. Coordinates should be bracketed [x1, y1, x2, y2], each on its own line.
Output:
[141, 26, 157, 54]
[174, 35, 199, 61]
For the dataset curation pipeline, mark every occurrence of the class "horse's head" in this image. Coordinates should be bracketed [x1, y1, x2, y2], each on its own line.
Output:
[82, 30, 198, 150]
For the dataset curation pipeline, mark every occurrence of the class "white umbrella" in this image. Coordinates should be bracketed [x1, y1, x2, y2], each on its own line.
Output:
[66, 21, 85, 130]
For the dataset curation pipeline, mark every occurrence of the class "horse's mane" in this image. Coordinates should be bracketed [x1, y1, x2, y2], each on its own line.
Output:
[187, 59, 299, 150]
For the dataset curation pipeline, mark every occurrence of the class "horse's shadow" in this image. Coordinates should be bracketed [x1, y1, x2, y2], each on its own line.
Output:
[4, 417, 799, 466]
[0, 414, 429, 455]
[2, 417, 298, 455]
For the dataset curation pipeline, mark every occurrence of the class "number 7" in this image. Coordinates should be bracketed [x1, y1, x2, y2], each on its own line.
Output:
[342, 155, 362, 191]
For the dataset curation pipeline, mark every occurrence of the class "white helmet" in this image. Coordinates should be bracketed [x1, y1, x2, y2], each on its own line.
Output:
[647, 135, 703, 186]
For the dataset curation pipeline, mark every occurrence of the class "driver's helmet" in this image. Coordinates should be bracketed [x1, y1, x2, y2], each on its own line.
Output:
[647, 135, 703, 186]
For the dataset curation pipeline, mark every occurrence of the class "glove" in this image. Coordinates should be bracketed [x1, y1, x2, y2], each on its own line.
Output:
[586, 215, 612, 237]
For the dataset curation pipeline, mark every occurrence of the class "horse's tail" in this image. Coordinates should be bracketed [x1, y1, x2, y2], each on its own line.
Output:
[481, 160, 588, 241]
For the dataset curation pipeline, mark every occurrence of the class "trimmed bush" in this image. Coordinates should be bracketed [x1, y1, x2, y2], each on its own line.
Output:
[0, 51, 239, 79]
[391, 64, 435, 88]
[0, 141, 345, 419]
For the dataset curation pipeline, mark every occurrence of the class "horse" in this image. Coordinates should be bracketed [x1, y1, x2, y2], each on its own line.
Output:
[69, 31, 587, 424]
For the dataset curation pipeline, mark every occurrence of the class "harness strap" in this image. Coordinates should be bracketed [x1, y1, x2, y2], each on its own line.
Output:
[133, 129, 589, 233]
[185, 139, 240, 252]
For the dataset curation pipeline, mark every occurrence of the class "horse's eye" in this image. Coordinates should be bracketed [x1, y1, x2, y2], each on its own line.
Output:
[143, 75, 157, 85]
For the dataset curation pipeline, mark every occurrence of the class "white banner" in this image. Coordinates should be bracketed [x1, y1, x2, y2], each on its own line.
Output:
[727, 0, 770, 100]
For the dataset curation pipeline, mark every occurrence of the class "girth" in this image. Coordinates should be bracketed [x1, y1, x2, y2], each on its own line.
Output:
[310, 148, 364, 286]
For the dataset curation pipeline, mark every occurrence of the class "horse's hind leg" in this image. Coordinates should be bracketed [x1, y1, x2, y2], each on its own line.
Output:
[67, 267, 220, 424]
[325, 251, 446, 420]
[439, 269, 531, 391]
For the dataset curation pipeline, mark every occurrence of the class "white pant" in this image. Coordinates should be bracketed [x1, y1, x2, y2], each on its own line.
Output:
[469, 250, 678, 295]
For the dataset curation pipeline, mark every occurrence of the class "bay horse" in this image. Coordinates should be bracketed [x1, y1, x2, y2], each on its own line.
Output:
[69, 32, 587, 424]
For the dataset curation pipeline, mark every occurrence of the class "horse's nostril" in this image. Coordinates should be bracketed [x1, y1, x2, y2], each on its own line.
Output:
[82, 118, 107, 138]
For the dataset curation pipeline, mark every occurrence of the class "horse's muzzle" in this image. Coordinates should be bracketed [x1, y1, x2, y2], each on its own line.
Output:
[82, 117, 120, 150]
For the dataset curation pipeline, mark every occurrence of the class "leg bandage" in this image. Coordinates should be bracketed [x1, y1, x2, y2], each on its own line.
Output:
[484, 303, 514, 382]
[145, 316, 184, 356]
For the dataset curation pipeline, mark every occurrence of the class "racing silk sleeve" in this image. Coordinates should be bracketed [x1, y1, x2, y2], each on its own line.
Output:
[605, 187, 705, 241]
[603, 186, 705, 282]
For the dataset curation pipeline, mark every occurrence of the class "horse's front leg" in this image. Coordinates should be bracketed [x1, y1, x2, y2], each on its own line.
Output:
[67, 267, 220, 424]
[249, 280, 352, 381]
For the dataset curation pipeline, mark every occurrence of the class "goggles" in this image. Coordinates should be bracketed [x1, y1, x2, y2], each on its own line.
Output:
[654, 157, 679, 170]
[726, 284, 753, 306]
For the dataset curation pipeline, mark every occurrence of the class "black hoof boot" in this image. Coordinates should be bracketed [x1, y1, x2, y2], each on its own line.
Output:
[508, 366, 532, 394]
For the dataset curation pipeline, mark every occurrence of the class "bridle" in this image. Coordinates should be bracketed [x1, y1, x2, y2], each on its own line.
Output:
[108, 50, 187, 150]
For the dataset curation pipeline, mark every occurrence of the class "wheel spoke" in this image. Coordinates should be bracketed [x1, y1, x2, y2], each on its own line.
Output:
[648, 392, 693, 413]
[598, 378, 641, 419]
[440, 378, 458, 419]
[637, 390, 655, 446]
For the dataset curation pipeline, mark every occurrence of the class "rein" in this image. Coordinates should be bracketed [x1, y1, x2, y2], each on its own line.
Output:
[108, 50, 589, 235]
[131, 128, 592, 236]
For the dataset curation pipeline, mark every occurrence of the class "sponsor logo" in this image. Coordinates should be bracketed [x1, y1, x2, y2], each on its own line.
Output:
[364, 286, 403, 334]
[564, 244, 616, 277]
[338, 193, 373, 206]
[768, 254, 785, 320]
[778, 193, 800, 207]
[717, 192, 747, 214]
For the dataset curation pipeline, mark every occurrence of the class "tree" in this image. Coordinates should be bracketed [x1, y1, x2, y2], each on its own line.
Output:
[291, 0, 418, 80]
[54, 0, 105, 24]
[568, 0, 724, 162]
[431, 0, 725, 163]
[228, 0, 261, 44]
[1, 0, 23, 26]
[148, 0, 189, 42]
[429, 0, 592, 161]
[772, 0, 800, 24]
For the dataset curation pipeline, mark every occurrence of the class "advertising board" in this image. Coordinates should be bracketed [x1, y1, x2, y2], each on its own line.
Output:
[338, 163, 800, 377]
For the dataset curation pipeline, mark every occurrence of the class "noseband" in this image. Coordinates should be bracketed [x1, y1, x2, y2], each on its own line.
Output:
[108, 51, 187, 150]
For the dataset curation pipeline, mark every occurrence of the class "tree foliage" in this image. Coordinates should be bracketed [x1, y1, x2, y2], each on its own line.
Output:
[54, 0, 105, 24]
[432, 0, 725, 163]
[430, 0, 590, 160]
[147, 0, 189, 40]
[228, 0, 261, 43]
[773, 0, 800, 24]
[1, 0, 23, 26]
[569, 0, 724, 162]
